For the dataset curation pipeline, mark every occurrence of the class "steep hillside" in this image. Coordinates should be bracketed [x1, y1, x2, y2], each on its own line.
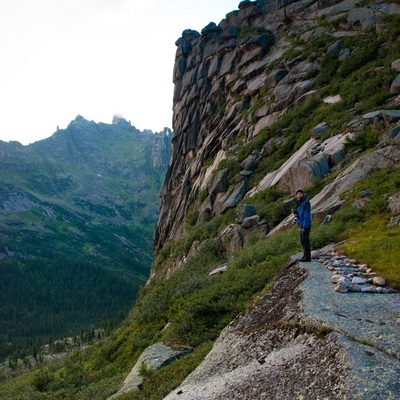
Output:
[133, 0, 400, 397]
[0, 115, 171, 358]
[2, 0, 400, 399]
[155, 0, 400, 255]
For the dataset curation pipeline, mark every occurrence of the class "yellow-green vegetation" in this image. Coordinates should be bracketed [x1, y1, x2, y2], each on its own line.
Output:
[338, 166, 400, 289]
[334, 166, 400, 289]
[243, 187, 291, 227]
[343, 218, 400, 289]
[0, 224, 300, 400]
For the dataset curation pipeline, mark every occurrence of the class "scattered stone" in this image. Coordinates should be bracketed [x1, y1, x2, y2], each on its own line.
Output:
[323, 94, 341, 104]
[390, 74, 400, 95]
[327, 40, 342, 53]
[388, 191, 400, 213]
[360, 286, 375, 293]
[311, 249, 320, 259]
[323, 214, 332, 223]
[350, 284, 361, 292]
[242, 215, 260, 228]
[390, 125, 400, 138]
[360, 189, 373, 196]
[334, 276, 351, 293]
[209, 263, 228, 276]
[388, 215, 400, 227]
[331, 275, 343, 284]
[315, 248, 397, 294]
[311, 122, 330, 139]
[352, 277, 367, 284]
[392, 58, 400, 72]
[373, 276, 386, 286]
[237, 204, 257, 223]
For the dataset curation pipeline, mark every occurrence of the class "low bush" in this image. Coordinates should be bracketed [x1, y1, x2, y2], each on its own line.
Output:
[311, 206, 363, 249]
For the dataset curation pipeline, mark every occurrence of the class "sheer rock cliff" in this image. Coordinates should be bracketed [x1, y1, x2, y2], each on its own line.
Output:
[154, 0, 400, 255]
[147, 0, 400, 398]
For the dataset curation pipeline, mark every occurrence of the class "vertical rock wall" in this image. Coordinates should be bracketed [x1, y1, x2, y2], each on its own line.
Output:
[154, 0, 397, 251]
[155, 0, 288, 251]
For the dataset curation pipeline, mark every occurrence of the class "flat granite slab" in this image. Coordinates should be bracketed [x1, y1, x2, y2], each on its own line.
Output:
[300, 260, 400, 399]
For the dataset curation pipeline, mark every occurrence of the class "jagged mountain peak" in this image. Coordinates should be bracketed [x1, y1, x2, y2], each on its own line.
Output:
[0, 117, 171, 355]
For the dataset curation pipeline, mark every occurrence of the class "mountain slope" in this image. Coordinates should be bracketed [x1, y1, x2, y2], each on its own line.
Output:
[0, 115, 171, 357]
[2, 0, 400, 399]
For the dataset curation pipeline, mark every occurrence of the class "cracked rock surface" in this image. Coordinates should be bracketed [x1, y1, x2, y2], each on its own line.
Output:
[164, 253, 400, 400]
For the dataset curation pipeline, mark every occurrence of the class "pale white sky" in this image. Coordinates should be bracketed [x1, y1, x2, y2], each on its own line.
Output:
[0, 0, 239, 145]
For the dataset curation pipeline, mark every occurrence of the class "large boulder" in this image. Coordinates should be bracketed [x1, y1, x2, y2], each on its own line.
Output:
[109, 342, 192, 399]
[248, 133, 348, 197]
[214, 179, 249, 215]
[312, 144, 400, 217]
[347, 8, 381, 29]
[390, 74, 400, 95]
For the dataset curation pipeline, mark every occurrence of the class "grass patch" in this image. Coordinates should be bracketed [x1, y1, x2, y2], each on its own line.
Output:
[311, 205, 363, 249]
[343, 217, 400, 290]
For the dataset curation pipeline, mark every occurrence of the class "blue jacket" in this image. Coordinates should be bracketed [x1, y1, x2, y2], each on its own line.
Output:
[294, 193, 311, 229]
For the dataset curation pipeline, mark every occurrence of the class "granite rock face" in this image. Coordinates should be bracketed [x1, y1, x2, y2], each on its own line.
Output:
[154, 0, 400, 252]
[117, 2, 400, 399]
[163, 255, 400, 400]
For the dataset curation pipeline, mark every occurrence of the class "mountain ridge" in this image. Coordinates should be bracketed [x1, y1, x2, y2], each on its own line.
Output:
[0, 115, 171, 359]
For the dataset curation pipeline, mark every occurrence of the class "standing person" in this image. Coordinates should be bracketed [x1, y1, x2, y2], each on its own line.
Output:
[292, 189, 311, 261]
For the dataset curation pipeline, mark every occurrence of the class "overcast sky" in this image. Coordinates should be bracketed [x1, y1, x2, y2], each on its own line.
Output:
[0, 0, 239, 145]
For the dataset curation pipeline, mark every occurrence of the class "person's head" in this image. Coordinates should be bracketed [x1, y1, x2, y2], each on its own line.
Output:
[295, 189, 304, 200]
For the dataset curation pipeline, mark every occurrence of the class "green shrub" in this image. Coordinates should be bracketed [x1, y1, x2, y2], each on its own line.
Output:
[337, 38, 382, 78]
[185, 208, 200, 227]
[238, 26, 274, 42]
[384, 14, 400, 41]
[344, 128, 381, 152]
[217, 158, 241, 184]
[31, 368, 53, 392]
[243, 187, 291, 227]
[342, 166, 400, 215]
[314, 51, 340, 86]
[311, 206, 363, 249]
[199, 188, 209, 203]
[340, 65, 394, 112]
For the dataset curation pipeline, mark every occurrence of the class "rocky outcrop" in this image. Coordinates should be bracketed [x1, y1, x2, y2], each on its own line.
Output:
[154, 0, 400, 252]
[163, 252, 400, 399]
[268, 139, 400, 235]
[247, 132, 348, 197]
[151, 128, 173, 171]
[109, 342, 192, 399]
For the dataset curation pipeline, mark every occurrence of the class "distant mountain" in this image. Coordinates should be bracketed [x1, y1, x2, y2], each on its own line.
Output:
[0, 115, 171, 357]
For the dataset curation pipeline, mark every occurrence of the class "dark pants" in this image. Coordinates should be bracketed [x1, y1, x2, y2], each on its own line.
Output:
[300, 228, 311, 259]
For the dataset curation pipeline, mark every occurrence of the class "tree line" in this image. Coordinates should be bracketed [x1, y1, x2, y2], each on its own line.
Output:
[0, 256, 138, 361]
